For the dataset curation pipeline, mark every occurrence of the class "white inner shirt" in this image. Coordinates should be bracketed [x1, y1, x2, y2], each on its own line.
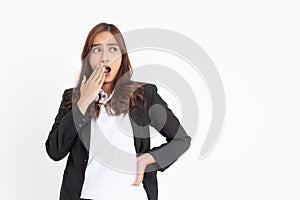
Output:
[80, 89, 148, 200]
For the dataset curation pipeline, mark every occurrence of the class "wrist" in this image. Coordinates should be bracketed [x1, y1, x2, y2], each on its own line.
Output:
[77, 99, 89, 115]
[144, 153, 156, 165]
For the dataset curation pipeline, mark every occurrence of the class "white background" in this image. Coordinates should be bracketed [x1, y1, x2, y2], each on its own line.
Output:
[1, 0, 299, 199]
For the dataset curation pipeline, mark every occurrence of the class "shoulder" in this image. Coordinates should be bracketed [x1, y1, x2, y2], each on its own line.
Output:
[129, 80, 158, 102]
[64, 88, 74, 94]
[130, 80, 157, 92]
[61, 87, 74, 100]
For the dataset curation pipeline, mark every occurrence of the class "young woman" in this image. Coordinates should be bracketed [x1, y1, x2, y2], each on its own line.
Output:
[45, 22, 191, 200]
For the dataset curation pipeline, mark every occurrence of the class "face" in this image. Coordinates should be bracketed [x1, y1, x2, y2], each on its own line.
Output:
[89, 31, 122, 83]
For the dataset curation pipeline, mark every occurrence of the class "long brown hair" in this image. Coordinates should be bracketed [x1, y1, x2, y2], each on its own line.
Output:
[66, 22, 146, 119]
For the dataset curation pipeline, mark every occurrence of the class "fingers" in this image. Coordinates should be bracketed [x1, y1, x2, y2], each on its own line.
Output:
[95, 65, 105, 85]
[80, 64, 104, 104]
[96, 72, 106, 92]
[132, 159, 146, 187]
[132, 172, 144, 186]
[91, 63, 104, 83]
[80, 75, 86, 89]
[89, 63, 102, 81]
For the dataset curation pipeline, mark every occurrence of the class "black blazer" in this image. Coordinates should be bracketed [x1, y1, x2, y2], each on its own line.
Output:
[45, 82, 191, 200]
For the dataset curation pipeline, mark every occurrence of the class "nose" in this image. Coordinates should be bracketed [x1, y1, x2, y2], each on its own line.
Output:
[101, 59, 109, 63]
[101, 49, 109, 63]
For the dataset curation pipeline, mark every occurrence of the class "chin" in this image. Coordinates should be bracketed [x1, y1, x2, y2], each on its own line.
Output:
[104, 78, 113, 83]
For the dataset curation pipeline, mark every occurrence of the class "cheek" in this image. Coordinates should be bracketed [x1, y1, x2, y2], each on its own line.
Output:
[89, 57, 97, 70]
[112, 56, 122, 71]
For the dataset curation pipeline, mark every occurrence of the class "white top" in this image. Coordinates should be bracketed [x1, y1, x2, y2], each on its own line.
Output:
[80, 89, 148, 200]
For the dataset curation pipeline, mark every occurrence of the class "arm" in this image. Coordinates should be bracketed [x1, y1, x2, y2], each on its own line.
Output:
[147, 84, 191, 172]
[45, 89, 91, 161]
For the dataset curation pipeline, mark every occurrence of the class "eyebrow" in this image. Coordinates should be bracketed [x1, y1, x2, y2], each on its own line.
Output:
[91, 43, 119, 47]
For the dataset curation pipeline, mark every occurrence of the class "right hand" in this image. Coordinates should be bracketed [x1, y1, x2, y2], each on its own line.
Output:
[77, 63, 105, 114]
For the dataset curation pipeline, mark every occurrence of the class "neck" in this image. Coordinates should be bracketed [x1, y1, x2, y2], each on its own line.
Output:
[102, 82, 112, 96]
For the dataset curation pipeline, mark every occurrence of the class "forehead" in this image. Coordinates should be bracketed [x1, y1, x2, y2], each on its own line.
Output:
[93, 31, 118, 44]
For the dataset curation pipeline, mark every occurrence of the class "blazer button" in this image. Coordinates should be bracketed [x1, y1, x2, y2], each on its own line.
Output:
[78, 123, 82, 127]
[82, 118, 86, 122]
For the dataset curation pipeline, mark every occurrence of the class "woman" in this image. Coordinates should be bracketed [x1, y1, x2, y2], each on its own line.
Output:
[45, 22, 191, 200]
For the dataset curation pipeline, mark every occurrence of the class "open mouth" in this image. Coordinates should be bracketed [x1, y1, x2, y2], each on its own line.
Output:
[104, 65, 111, 73]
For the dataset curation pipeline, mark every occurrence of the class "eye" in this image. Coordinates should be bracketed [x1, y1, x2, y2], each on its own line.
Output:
[110, 46, 119, 52]
[92, 47, 101, 53]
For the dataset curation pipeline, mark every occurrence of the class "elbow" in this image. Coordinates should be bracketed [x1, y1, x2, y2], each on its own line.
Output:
[186, 135, 191, 149]
[177, 127, 191, 153]
[176, 125, 191, 153]
[182, 135, 191, 153]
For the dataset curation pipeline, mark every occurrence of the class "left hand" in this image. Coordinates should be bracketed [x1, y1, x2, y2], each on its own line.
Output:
[132, 153, 156, 186]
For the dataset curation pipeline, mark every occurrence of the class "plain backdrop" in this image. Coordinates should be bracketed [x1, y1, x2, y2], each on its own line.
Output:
[0, 0, 299, 199]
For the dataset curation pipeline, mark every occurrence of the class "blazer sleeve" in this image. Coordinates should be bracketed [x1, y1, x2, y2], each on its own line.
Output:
[147, 84, 191, 172]
[45, 88, 91, 161]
